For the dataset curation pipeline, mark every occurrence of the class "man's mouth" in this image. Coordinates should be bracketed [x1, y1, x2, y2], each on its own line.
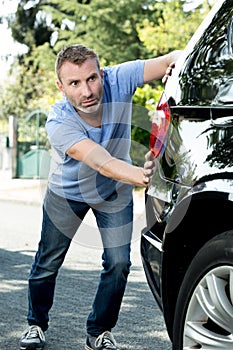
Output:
[82, 99, 98, 107]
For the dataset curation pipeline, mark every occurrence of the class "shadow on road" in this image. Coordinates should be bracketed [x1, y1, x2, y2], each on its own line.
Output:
[0, 245, 171, 350]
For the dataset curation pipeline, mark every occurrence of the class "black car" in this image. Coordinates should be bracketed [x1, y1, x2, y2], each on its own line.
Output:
[141, 0, 233, 349]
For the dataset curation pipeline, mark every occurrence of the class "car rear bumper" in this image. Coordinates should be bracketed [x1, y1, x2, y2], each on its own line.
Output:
[141, 230, 163, 311]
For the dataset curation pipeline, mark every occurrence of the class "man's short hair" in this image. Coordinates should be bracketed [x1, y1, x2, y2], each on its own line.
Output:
[55, 44, 100, 81]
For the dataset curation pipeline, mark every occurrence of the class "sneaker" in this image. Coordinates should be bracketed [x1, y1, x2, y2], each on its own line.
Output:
[85, 331, 120, 350]
[19, 325, 45, 349]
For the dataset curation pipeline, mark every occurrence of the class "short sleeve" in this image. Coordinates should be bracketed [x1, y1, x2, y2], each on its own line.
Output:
[46, 100, 88, 158]
[103, 60, 145, 99]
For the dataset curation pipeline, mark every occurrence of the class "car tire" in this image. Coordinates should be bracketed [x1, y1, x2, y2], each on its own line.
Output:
[172, 230, 233, 350]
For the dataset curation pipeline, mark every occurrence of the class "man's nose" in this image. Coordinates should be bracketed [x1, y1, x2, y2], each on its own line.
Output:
[82, 82, 92, 97]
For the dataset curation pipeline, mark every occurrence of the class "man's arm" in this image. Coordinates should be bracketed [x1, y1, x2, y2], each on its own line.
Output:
[67, 139, 155, 188]
[143, 50, 182, 83]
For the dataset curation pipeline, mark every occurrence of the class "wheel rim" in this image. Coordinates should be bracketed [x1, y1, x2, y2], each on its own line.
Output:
[183, 265, 233, 349]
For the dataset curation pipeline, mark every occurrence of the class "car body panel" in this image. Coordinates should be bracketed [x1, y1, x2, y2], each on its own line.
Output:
[141, 0, 233, 342]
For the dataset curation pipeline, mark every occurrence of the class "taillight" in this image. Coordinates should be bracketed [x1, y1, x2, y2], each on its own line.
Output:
[150, 93, 171, 158]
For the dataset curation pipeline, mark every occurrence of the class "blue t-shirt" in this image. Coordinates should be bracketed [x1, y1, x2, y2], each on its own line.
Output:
[46, 59, 145, 204]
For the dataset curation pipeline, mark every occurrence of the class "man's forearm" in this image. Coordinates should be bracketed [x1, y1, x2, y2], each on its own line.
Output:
[98, 157, 149, 188]
[67, 139, 152, 187]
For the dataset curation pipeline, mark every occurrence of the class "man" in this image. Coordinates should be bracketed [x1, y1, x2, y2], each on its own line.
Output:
[19, 44, 181, 350]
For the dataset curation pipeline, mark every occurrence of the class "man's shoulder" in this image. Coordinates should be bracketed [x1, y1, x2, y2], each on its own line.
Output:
[103, 60, 145, 97]
[103, 60, 144, 75]
[51, 96, 69, 112]
[48, 97, 74, 121]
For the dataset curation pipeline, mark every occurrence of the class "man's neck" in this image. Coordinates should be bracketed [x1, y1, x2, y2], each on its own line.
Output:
[77, 107, 102, 128]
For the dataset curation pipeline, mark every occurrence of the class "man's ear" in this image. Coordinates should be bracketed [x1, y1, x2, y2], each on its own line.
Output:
[100, 69, 104, 79]
[56, 80, 64, 94]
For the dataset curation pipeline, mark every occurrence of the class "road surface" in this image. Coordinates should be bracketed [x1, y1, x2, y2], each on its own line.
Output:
[0, 201, 172, 349]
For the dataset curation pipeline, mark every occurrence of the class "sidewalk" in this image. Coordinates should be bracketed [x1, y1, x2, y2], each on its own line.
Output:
[0, 177, 47, 205]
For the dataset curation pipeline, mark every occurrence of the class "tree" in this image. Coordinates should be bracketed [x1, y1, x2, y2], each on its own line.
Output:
[9, 0, 54, 48]
[1, 0, 158, 120]
[2, 0, 214, 119]
[0, 0, 215, 166]
[41, 0, 158, 63]
[137, 0, 213, 56]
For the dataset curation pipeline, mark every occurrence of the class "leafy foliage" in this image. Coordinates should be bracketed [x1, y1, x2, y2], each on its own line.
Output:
[138, 0, 213, 56]
[0, 0, 214, 165]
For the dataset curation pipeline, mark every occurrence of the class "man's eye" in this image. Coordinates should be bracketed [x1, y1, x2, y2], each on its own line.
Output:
[71, 81, 79, 86]
[89, 75, 96, 81]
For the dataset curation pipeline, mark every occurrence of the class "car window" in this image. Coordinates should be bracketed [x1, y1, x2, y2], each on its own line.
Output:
[211, 14, 233, 107]
[177, 2, 233, 106]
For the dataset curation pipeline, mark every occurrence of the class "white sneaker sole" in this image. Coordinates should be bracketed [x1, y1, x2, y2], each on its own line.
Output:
[20, 345, 44, 350]
[85, 345, 93, 350]
[20, 348, 44, 350]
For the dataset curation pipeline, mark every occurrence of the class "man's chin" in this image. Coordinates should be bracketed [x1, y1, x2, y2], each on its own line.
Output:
[78, 103, 101, 114]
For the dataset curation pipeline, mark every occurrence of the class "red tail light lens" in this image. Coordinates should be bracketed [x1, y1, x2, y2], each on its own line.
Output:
[150, 93, 171, 158]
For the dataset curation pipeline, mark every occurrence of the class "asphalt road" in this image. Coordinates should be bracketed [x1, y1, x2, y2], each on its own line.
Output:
[0, 200, 172, 350]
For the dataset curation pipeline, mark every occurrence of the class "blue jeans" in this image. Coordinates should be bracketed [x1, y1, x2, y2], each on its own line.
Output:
[27, 188, 133, 336]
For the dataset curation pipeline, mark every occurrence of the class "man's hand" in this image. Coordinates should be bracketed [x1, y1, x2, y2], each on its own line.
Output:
[162, 62, 176, 84]
[143, 50, 182, 83]
[143, 150, 156, 185]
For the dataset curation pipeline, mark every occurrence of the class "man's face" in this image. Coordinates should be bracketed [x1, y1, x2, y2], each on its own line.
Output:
[57, 58, 104, 115]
